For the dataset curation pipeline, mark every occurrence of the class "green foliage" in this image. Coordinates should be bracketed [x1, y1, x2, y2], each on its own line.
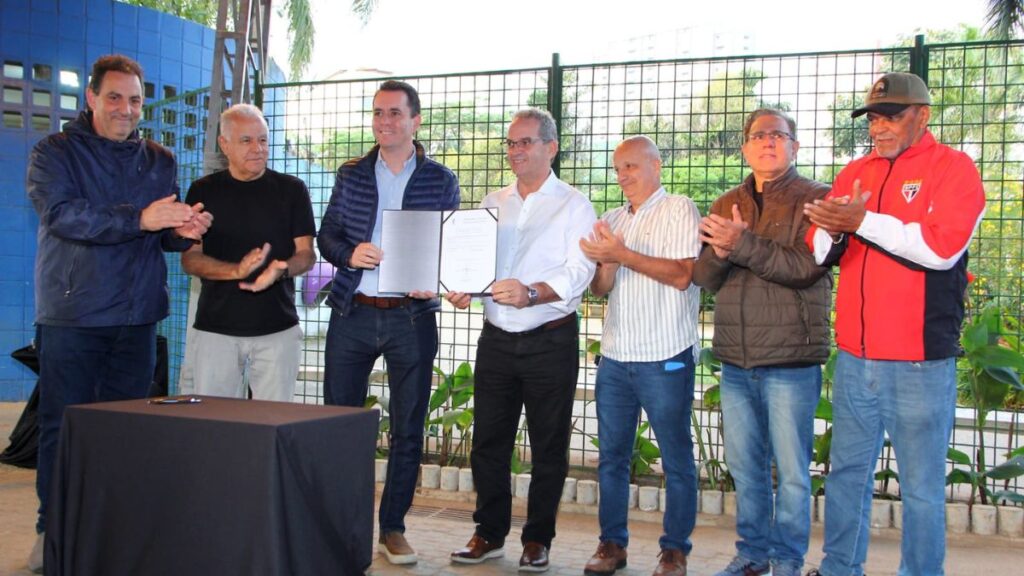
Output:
[586, 421, 662, 484]
[425, 362, 476, 466]
[618, 67, 782, 162]
[511, 430, 528, 474]
[350, 0, 379, 26]
[984, 0, 1024, 39]
[694, 348, 733, 491]
[419, 103, 511, 206]
[583, 339, 663, 484]
[825, 93, 870, 159]
[629, 422, 662, 478]
[811, 349, 837, 496]
[310, 128, 376, 167]
[119, 0, 217, 26]
[282, 0, 314, 80]
[951, 306, 1024, 506]
[663, 156, 746, 214]
[120, 0, 316, 81]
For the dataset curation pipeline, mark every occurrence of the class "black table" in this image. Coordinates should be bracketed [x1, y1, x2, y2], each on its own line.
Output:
[45, 397, 377, 575]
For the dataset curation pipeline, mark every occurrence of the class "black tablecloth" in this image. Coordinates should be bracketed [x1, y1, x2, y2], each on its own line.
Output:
[45, 397, 377, 575]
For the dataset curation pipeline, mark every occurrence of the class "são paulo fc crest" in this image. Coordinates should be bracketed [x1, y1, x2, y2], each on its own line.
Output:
[901, 180, 922, 203]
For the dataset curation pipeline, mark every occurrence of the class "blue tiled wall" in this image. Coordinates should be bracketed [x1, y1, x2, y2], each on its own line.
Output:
[0, 0, 215, 400]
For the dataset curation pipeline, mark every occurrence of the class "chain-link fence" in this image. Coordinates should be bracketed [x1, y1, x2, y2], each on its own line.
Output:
[149, 37, 1024, 498]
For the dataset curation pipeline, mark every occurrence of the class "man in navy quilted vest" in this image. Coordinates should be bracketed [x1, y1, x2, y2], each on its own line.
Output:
[317, 79, 460, 565]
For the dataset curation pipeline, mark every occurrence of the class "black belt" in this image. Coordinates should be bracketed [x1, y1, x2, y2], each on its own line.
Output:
[353, 293, 411, 309]
[485, 312, 577, 337]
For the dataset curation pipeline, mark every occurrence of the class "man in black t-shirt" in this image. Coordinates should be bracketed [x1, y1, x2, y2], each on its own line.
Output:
[182, 104, 316, 400]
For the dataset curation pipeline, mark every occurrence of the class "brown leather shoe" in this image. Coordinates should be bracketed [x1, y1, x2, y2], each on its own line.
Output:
[519, 541, 550, 572]
[653, 548, 687, 576]
[377, 531, 417, 565]
[584, 541, 628, 575]
[450, 534, 505, 564]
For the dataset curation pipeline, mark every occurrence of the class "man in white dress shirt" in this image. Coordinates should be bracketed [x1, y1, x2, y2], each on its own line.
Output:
[447, 108, 596, 572]
[579, 136, 702, 576]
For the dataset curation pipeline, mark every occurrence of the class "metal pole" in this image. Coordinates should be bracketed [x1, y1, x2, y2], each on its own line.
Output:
[550, 52, 563, 177]
[911, 34, 928, 84]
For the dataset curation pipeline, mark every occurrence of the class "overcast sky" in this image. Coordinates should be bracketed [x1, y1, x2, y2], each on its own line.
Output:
[268, 0, 991, 80]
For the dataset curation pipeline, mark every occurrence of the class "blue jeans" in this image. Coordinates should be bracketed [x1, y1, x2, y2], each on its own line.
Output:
[35, 323, 157, 534]
[820, 351, 956, 576]
[322, 303, 438, 534]
[595, 347, 698, 553]
[720, 363, 821, 567]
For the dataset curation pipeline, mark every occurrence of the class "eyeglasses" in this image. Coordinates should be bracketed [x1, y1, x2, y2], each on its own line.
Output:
[505, 137, 545, 150]
[747, 130, 794, 143]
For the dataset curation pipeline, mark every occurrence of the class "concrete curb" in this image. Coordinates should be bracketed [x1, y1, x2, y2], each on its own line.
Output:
[378, 462, 1024, 538]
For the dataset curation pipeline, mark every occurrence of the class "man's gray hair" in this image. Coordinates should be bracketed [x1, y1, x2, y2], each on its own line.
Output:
[742, 108, 797, 141]
[512, 108, 558, 143]
[220, 103, 268, 138]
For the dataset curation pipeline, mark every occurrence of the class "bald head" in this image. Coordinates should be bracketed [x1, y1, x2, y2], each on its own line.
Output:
[613, 136, 663, 209]
[617, 135, 661, 161]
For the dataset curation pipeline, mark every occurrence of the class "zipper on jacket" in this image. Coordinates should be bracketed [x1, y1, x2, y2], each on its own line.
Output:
[63, 253, 75, 295]
[737, 194, 755, 367]
[63, 246, 78, 297]
[796, 290, 811, 345]
[860, 160, 894, 356]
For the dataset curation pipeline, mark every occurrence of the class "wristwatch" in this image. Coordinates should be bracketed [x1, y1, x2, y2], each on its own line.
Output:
[526, 285, 539, 306]
[281, 267, 291, 281]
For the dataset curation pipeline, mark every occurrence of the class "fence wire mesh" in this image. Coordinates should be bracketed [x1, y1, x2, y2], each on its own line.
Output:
[147, 39, 1023, 497]
[142, 87, 210, 388]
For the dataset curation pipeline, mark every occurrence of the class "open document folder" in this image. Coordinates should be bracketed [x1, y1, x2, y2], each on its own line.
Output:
[378, 208, 498, 295]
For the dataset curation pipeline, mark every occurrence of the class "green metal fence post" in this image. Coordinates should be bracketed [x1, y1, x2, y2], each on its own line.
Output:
[911, 34, 928, 83]
[550, 52, 563, 177]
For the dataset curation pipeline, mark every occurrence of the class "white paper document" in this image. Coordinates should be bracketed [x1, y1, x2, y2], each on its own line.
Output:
[378, 208, 498, 294]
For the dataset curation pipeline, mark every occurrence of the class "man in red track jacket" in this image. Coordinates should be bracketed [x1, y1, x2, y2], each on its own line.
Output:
[802, 72, 985, 576]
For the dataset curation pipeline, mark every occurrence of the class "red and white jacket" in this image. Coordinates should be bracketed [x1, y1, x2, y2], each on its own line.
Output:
[808, 131, 985, 361]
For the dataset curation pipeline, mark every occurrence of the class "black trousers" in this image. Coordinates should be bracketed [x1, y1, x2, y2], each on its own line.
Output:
[470, 318, 579, 548]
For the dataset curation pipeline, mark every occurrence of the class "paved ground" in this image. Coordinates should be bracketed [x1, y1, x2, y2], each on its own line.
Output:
[0, 401, 1021, 575]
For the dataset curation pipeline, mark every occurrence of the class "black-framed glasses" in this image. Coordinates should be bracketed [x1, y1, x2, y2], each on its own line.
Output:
[505, 137, 544, 150]
[747, 130, 794, 143]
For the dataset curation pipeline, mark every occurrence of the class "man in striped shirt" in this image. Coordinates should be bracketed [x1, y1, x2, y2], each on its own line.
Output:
[579, 136, 702, 576]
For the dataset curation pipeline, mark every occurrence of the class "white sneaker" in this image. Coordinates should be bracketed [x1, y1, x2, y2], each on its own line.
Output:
[28, 532, 44, 574]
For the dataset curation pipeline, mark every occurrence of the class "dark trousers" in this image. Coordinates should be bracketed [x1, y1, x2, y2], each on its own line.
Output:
[35, 323, 157, 533]
[470, 319, 579, 548]
[322, 304, 438, 534]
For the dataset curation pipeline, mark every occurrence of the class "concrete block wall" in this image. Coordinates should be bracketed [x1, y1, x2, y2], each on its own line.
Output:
[0, 0, 215, 400]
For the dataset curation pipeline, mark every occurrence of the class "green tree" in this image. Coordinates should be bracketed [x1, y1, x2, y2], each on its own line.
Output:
[985, 0, 1024, 39]
[119, 0, 218, 24]
[310, 127, 376, 166]
[350, 0, 379, 24]
[120, 0, 317, 80]
[282, 0, 314, 80]
[418, 103, 511, 206]
[619, 68, 785, 162]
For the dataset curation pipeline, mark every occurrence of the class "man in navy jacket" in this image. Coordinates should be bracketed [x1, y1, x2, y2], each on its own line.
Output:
[25, 54, 212, 573]
[318, 80, 460, 565]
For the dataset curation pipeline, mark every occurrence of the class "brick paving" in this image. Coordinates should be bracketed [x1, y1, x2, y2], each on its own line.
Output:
[1, 402, 1021, 575]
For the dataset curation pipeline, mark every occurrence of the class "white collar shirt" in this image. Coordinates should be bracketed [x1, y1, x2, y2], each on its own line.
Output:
[480, 171, 597, 332]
